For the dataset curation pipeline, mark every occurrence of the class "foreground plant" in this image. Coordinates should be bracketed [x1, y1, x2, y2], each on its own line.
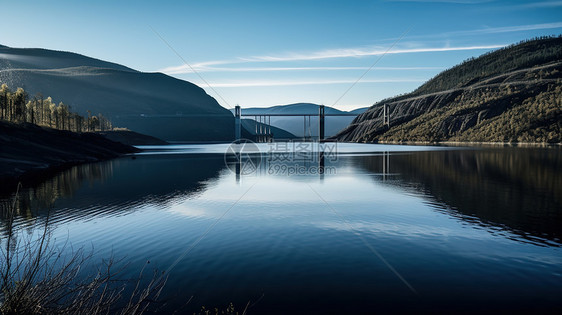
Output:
[0, 186, 167, 314]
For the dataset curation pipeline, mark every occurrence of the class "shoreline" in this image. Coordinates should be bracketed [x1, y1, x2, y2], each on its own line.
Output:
[133, 139, 561, 147]
[357, 140, 561, 148]
[0, 121, 139, 192]
[3, 120, 559, 193]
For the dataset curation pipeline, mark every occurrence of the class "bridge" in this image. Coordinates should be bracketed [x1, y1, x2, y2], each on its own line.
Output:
[234, 105, 388, 142]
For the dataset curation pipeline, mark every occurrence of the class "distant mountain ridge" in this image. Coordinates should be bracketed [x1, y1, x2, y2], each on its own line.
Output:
[242, 103, 352, 115]
[349, 107, 369, 114]
[240, 119, 297, 140]
[0, 45, 233, 141]
[235, 103, 367, 137]
[336, 36, 562, 143]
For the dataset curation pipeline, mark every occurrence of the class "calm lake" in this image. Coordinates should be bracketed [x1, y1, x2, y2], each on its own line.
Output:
[2, 143, 561, 313]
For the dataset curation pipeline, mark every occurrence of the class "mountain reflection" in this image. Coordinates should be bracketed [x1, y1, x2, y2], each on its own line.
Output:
[0, 154, 226, 234]
[3, 146, 561, 248]
[354, 148, 562, 247]
[1, 162, 114, 222]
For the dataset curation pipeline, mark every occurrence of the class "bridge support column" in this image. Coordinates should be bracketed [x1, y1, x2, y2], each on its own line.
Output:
[318, 105, 325, 142]
[235, 105, 241, 143]
[382, 151, 390, 181]
[383, 104, 390, 127]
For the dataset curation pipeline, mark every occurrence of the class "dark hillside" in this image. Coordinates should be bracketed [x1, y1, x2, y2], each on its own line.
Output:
[0, 45, 233, 141]
[0, 121, 138, 189]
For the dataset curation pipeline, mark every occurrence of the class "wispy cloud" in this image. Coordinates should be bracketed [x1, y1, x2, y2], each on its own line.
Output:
[160, 61, 230, 74]
[514, 1, 562, 8]
[444, 21, 562, 36]
[387, 0, 494, 3]
[159, 44, 500, 74]
[192, 78, 426, 88]
[161, 65, 445, 75]
[239, 45, 503, 62]
[158, 19, 561, 75]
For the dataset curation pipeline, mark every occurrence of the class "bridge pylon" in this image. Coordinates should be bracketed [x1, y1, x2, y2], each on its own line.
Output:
[318, 105, 325, 141]
[234, 105, 241, 143]
[383, 104, 390, 127]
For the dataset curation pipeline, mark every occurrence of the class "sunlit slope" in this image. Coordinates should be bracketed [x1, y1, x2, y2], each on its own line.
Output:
[336, 36, 562, 143]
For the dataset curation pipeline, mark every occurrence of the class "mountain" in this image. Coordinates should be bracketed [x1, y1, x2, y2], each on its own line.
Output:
[242, 103, 345, 115]
[336, 36, 562, 143]
[0, 47, 135, 72]
[348, 107, 369, 115]
[240, 119, 297, 140]
[0, 45, 233, 141]
[235, 103, 363, 138]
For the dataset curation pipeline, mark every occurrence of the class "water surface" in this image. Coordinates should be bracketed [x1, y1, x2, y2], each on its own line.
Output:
[1, 143, 561, 313]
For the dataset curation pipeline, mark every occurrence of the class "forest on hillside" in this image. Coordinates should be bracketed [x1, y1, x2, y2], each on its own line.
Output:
[336, 36, 562, 144]
[411, 35, 562, 97]
[380, 79, 561, 143]
[0, 84, 112, 132]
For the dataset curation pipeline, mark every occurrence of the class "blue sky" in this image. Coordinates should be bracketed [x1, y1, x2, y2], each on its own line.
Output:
[2, 0, 561, 111]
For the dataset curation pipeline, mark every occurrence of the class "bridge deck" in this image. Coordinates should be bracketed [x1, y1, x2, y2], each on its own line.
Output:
[240, 113, 359, 117]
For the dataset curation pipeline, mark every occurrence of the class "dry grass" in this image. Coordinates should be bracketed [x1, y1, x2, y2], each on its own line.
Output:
[0, 185, 167, 314]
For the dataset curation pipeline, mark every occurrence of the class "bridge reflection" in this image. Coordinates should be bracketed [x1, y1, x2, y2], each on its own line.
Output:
[227, 143, 340, 182]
